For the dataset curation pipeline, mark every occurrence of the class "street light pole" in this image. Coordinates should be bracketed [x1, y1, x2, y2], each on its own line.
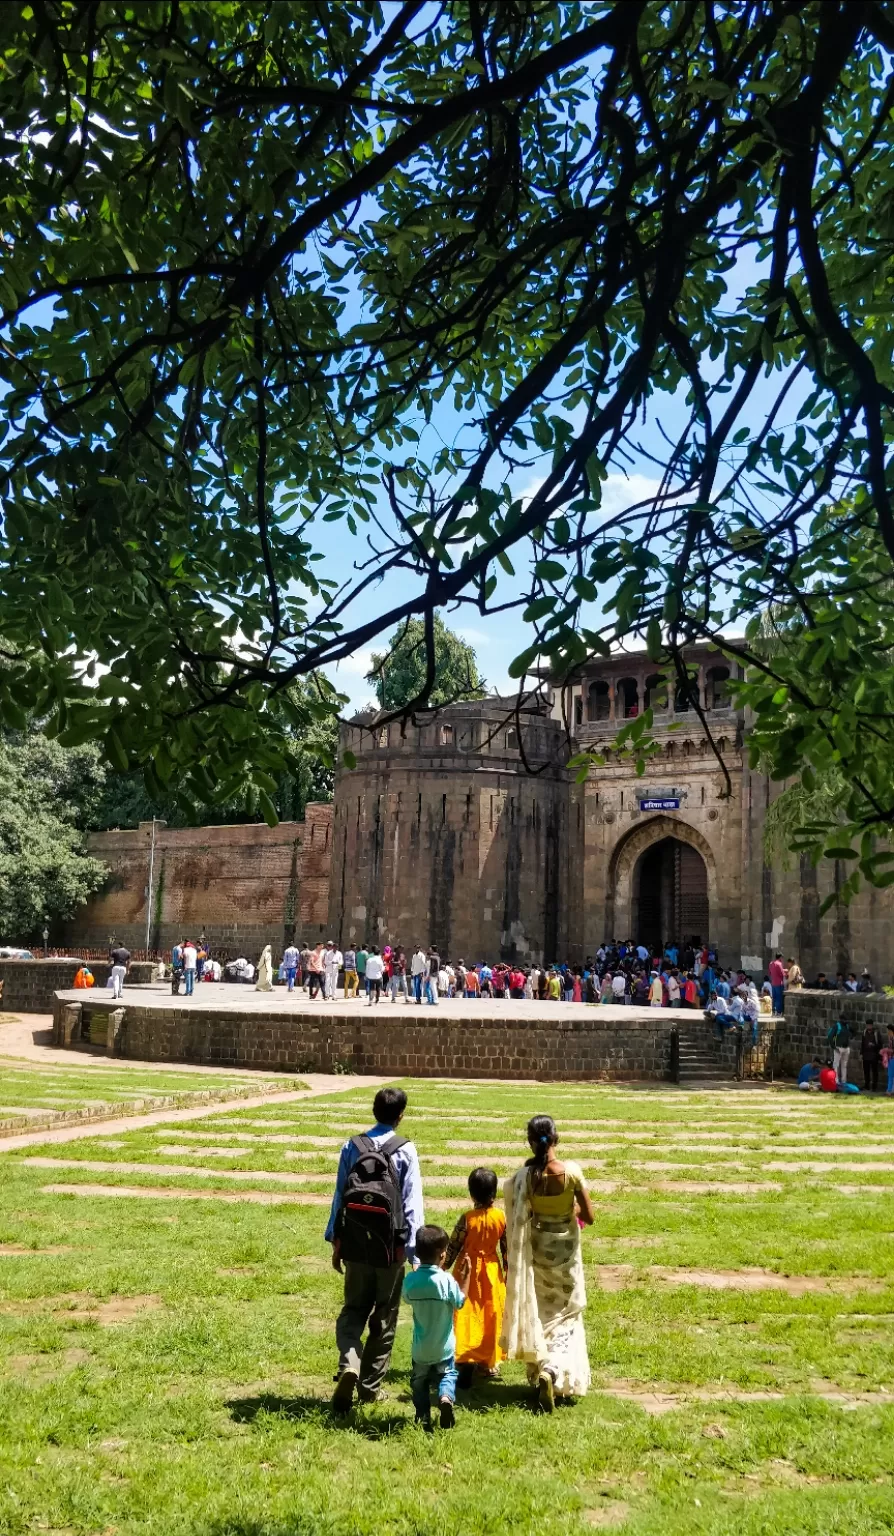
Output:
[145, 818, 157, 952]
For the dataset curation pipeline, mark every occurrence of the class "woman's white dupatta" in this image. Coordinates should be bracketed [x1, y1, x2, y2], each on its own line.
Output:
[499, 1167, 545, 1365]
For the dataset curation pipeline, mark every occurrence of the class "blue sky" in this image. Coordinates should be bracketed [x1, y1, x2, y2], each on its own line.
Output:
[321, 466, 670, 712]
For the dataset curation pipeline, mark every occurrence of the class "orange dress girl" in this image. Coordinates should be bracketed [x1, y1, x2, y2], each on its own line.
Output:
[445, 1202, 508, 1374]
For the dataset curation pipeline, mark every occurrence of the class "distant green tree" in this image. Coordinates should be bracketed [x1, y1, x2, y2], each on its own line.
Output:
[0, 733, 106, 940]
[366, 617, 485, 713]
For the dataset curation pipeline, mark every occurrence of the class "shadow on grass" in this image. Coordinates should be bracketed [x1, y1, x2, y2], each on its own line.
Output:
[226, 1392, 408, 1437]
[459, 1379, 541, 1413]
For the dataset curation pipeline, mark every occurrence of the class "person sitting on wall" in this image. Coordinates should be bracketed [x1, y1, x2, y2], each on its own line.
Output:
[73, 965, 94, 989]
[706, 992, 729, 1037]
[812, 972, 830, 989]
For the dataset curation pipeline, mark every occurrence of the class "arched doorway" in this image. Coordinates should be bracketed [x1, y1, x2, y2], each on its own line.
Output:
[633, 837, 708, 951]
[608, 815, 717, 947]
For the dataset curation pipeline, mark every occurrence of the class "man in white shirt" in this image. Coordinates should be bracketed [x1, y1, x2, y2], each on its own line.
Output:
[611, 971, 626, 1003]
[324, 942, 343, 1000]
[182, 940, 197, 997]
[365, 948, 385, 1004]
[410, 946, 427, 1005]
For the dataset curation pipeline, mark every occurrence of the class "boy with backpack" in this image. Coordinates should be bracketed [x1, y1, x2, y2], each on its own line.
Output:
[325, 1087, 424, 1415]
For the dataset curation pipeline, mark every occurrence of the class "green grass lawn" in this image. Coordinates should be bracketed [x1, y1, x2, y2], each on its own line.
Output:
[1, 1077, 893, 1533]
[0, 1057, 307, 1131]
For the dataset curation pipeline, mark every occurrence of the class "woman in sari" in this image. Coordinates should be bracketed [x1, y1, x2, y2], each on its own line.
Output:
[500, 1115, 594, 1412]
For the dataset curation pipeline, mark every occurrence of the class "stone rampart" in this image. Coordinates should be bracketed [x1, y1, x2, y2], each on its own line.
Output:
[52, 994, 674, 1080]
[0, 960, 156, 1014]
[329, 701, 569, 962]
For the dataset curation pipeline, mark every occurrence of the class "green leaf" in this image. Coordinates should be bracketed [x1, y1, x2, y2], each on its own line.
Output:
[508, 645, 539, 680]
[258, 790, 279, 827]
[105, 728, 129, 774]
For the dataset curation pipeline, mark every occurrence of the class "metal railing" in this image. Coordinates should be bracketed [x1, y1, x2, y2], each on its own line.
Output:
[669, 1026, 680, 1084]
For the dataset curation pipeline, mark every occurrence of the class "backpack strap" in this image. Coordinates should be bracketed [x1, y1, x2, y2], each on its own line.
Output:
[349, 1133, 407, 1158]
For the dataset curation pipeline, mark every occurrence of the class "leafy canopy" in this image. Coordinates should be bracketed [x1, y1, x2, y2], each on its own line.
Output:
[366, 617, 484, 712]
[3, 3, 894, 870]
[89, 678, 339, 828]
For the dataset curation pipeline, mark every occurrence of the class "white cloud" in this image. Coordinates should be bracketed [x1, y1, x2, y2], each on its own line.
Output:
[598, 472, 665, 519]
[516, 471, 667, 522]
[456, 626, 490, 647]
[330, 647, 376, 677]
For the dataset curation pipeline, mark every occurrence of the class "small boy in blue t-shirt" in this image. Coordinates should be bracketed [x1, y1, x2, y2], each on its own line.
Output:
[402, 1224, 471, 1429]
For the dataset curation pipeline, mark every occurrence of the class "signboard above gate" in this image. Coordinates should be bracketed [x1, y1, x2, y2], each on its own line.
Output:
[639, 797, 680, 811]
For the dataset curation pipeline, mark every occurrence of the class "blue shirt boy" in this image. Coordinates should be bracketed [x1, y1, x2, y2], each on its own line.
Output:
[402, 1264, 465, 1364]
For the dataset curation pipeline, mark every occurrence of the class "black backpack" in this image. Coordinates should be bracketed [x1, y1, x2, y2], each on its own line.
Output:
[335, 1134, 409, 1267]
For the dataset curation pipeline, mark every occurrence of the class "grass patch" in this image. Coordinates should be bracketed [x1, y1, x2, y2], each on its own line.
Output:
[0, 1058, 309, 1131]
[0, 1077, 893, 1532]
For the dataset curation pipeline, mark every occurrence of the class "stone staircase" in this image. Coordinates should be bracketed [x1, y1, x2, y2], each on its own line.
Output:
[674, 1020, 736, 1083]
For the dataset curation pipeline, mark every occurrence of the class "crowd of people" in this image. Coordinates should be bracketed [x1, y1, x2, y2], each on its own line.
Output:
[91, 937, 882, 1037]
[325, 1086, 592, 1428]
[259, 939, 816, 1034]
[268, 937, 734, 1008]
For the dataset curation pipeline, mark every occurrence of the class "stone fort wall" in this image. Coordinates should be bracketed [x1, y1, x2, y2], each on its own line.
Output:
[62, 679, 894, 979]
[62, 806, 333, 954]
[326, 702, 569, 962]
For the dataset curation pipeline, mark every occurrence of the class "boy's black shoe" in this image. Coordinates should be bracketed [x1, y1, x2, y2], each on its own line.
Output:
[415, 1410, 433, 1432]
[331, 1367, 358, 1415]
[439, 1397, 455, 1430]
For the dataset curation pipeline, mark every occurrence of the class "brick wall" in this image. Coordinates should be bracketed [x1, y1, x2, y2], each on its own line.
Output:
[0, 960, 155, 1014]
[61, 809, 333, 955]
[766, 989, 894, 1083]
[53, 996, 675, 1081]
